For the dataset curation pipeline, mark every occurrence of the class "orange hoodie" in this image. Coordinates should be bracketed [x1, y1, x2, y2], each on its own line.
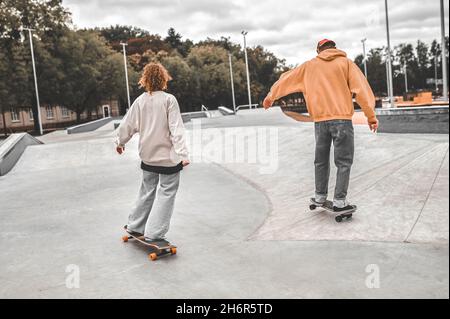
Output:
[267, 49, 377, 123]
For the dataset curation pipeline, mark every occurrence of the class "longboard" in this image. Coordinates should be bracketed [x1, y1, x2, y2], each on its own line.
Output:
[309, 198, 356, 223]
[122, 227, 177, 261]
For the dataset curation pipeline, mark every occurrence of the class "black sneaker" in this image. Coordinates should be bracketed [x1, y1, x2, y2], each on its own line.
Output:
[124, 225, 143, 237]
[333, 205, 356, 213]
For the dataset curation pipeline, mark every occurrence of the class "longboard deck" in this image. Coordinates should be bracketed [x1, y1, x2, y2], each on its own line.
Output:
[309, 199, 356, 223]
[122, 227, 177, 261]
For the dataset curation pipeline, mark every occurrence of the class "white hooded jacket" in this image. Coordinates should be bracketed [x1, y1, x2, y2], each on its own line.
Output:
[116, 91, 189, 167]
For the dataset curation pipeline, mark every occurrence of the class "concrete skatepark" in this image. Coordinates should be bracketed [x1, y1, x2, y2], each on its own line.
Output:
[0, 108, 448, 298]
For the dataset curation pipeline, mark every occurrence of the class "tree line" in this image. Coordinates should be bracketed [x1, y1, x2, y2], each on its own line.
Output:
[1, 1, 448, 134]
[354, 38, 449, 97]
[0, 0, 287, 134]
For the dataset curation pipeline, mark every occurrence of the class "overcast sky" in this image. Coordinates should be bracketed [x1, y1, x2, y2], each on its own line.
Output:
[63, 0, 448, 65]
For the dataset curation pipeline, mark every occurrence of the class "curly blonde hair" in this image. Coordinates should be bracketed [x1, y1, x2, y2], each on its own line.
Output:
[138, 63, 171, 93]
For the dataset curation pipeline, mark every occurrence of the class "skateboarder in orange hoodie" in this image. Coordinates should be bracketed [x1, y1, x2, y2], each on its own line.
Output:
[263, 39, 378, 212]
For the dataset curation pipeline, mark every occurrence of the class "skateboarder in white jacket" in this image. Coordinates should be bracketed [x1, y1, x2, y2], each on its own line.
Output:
[116, 62, 189, 243]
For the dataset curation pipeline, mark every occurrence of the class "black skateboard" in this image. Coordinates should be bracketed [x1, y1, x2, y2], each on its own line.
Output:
[309, 198, 356, 223]
[122, 226, 177, 261]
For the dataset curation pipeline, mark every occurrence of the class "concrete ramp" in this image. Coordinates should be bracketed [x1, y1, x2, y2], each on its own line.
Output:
[0, 109, 447, 298]
[196, 125, 449, 244]
[0, 133, 43, 176]
[9, 137, 139, 175]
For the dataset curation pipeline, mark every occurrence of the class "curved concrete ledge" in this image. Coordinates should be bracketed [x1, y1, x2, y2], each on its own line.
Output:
[0, 133, 43, 176]
[66, 117, 113, 134]
[218, 106, 235, 115]
[181, 111, 208, 123]
[377, 106, 449, 134]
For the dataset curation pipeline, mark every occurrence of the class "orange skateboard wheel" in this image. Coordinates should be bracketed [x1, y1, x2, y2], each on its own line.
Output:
[122, 235, 129, 242]
[149, 253, 158, 261]
[170, 247, 177, 255]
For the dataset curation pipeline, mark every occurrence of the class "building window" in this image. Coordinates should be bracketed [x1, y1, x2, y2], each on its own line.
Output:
[61, 106, 70, 118]
[10, 108, 20, 122]
[29, 108, 34, 121]
[46, 106, 54, 119]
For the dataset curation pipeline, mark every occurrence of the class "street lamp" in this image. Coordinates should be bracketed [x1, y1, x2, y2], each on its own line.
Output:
[384, 0, 395, 108]
[120, 42, 131, 111]
[385, 60, 391, 100]
[440, 0, 448, 100]
[22, 27, 43, 135]
[361, 38, 368, 78]
[228, 53, 237, 112]
[435, 55, 439, 92]
[241, 30, 253, 109]
[403, 63, 408, 93]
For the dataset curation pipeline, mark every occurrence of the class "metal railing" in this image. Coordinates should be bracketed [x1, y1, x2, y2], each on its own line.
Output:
[235, 104, 259, 112]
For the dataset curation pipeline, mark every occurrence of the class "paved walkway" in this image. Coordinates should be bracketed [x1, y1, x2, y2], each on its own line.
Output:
[0, 108, 448, 298]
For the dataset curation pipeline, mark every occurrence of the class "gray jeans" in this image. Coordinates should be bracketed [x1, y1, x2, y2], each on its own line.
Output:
[314, 120, 354, 208]
[127, 170, 180, 240]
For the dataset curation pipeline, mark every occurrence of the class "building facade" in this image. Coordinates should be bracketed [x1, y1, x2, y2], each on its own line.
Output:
[0, 100, 120, 134]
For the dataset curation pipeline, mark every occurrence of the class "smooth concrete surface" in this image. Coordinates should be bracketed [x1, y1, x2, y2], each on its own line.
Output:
[0, 109, 448, 298]
[196, 126, 449, 243]
[0, 133, 43, 176]
[66, 117, 114, 134]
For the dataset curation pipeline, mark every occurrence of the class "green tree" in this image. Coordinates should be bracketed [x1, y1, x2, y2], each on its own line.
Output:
[415, 40, 429, 89]
[355, 48, 388, 96]
[186, 45, 247, 109]
[247, 45, 285, 103]
[0, 0, 70, 132]
[56, 30, 130, 122]
[96, 25, 150, 43]
[165, 28, 182, 50]
[161, 54, 195, 111]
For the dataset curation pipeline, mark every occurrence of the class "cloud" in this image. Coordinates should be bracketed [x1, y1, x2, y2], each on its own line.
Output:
[63, 0, 449, 64]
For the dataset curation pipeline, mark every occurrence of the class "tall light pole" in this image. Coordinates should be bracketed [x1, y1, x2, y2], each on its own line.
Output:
[361, 38, 368, 78]
[384, 0, 395, 108]
[228, 53, 236, 112]
[120, 42, 131, 111]
[435, 55, 439, 92]
[404, 64, 408, 93]
[23, 27, 43, 135]
[385, 60, 391, 100]
[440, 0, 448, 100]
[241, 30, 253, 109]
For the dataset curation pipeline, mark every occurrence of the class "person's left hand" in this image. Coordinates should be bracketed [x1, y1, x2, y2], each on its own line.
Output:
[263, 96, 273, 110]
[182, 160, 190, 167]
[368, 118, 379, 133]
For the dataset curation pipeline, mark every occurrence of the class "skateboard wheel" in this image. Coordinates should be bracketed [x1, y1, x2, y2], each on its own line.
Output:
[335, 216, 343, 223]
[170, 247, 177, 255]
[309, 204, 316, 210]
[149, 253, 158, 261]
[122, 235, 129, 243]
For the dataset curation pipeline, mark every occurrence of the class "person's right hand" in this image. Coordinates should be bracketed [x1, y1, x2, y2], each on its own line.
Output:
[369, 118, 379, 133]
[182, 160, 190, 167]
[263, 96, 273, 110]
[116, 145, 125, 155]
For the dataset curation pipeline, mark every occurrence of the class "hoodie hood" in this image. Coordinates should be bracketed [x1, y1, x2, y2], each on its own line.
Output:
[317, 48, 347, 61]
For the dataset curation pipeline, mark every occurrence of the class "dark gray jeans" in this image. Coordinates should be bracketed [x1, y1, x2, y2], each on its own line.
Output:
[314, 120, 354, 208]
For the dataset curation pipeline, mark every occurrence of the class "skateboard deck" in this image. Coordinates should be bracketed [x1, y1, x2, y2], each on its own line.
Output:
[309, 198, 356, 223]
[122, 227, 177, 261]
